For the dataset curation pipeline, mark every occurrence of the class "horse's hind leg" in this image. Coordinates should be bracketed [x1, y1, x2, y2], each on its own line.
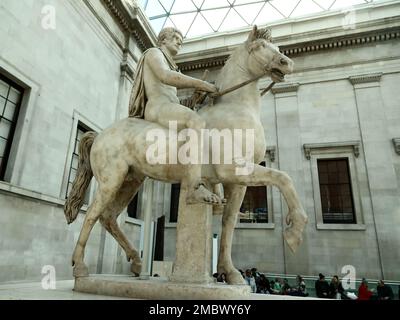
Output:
[218, 184, 247, 285]
[72, 169, 128, 277]
[72, 189, 111, 277]
[99, 177, 145, 276]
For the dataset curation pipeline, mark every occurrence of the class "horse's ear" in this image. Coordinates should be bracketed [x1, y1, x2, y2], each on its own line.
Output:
[247, 25, 258, 43]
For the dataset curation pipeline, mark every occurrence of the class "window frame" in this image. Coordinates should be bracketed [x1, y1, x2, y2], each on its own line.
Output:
[306, 143, 366, 230]
[317, 158, 356, 224]
[0, 61, 41, 186]
[0, 74, 24, 181]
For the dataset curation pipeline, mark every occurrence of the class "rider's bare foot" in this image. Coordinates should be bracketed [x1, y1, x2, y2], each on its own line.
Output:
[186, 184, 224, 205]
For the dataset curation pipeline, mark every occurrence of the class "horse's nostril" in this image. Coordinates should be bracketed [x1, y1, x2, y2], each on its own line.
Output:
[280, 58, 288, 65]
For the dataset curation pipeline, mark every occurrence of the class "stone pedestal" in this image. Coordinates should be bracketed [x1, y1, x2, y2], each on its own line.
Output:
[139, 179, 153, 280]
[169, 186, 214, 284]
[74, 275, 250, 300]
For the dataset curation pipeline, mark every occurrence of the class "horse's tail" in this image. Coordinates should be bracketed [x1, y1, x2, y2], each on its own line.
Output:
[64, 131, 98, 224]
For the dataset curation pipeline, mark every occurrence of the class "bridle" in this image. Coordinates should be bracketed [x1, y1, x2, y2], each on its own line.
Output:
[185, 48, 280, 110]
[207, 49, 276, 105]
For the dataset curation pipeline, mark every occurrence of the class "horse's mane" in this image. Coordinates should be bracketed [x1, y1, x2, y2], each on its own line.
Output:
[216, 44, 248, 89]
[216, 27, 272, 90]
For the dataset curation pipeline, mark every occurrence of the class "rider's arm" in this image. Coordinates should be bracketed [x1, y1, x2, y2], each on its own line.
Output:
[145, 48, 216, 92]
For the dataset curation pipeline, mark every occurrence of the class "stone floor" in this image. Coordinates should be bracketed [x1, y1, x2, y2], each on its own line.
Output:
[0, 277, 320, 300]
[0, 279, 133, 300]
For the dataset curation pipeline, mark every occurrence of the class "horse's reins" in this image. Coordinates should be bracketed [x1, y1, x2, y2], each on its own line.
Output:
[207, 50, 277, 105]
[186, 66, 277, 109]
[207, 75, 276, 106]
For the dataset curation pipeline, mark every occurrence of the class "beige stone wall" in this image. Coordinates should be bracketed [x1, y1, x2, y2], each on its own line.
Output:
[0, 186, 102, 282]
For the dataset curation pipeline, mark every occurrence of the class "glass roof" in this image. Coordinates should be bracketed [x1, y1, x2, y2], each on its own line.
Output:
[138, 0, 379, 39]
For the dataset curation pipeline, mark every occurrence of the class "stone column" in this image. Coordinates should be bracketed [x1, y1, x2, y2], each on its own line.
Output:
[169, 184, 213, 284]
[272, 83, 309, 274]
[139, 178, 153, 280]
[350, 73, 400, 280]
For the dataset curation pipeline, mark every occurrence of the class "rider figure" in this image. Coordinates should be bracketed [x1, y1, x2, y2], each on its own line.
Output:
[129, 27, 222, 205]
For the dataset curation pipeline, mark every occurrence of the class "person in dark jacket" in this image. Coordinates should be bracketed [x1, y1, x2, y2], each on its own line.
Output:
[258, 274, 272, 294]
[377, 280, 394, 300]
[329, 275, 346, 299]
[315, 273, 330, 298]
[292, 275, 309, 297]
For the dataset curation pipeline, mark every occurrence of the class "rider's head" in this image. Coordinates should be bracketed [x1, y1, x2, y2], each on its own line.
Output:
[157, 27, 183, 55]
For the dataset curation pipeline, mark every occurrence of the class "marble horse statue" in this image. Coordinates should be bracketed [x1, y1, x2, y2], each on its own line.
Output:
[64, 26, 308, 285]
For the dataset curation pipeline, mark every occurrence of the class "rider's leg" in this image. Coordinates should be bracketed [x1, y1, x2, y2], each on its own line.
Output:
[145, 102, 221, 204]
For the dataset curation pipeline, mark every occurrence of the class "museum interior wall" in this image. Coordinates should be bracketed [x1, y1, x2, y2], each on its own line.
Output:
[0, 0, 399, 283]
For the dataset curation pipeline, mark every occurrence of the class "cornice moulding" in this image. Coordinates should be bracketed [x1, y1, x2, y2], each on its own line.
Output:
[303, 141, 361, 160]
[271, 83, 300, 94]
[120, 61, 135, 79]
[178, 26, 400, 72]
[102, 0, 156, 51]
[349, 72, 382, 84]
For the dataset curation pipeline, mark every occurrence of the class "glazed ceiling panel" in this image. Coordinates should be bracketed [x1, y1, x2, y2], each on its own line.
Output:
[138, 0, 381, 38]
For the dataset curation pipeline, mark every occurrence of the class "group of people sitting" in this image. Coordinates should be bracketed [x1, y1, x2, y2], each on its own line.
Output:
[213, 269, 396, 300]
[315, 273, 395, 300]
[214, 268, 309, 296]
[243, 268, 309, 296]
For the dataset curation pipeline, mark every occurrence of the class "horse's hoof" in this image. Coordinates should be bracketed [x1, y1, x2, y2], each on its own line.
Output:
[131, 260, 142, 276]
[226, 270, 246, 285]
[73, 263, 89, 278]
[284, 228, 303, 253]
[186, 185, 222, 205]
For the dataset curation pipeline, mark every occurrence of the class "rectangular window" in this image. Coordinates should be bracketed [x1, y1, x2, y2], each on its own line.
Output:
[169, 183, 180, 223]
[0, 75, 23, 181]
[239, 161, 268, 223]
[317, 158, 356, 224]
[66, 122, 92, 205]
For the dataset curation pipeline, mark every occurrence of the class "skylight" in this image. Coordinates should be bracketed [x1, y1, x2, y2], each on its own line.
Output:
[137, 0, 380, 39]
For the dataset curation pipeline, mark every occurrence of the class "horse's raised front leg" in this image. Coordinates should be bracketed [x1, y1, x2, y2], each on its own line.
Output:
[216, 164, 308, 253]
[72, 167, 128, 277]
[99, 177, 145, 276]
[218, 184, 247, 285]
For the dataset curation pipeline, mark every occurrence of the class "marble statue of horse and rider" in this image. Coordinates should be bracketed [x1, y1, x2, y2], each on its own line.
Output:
[64, 25, 308, 285]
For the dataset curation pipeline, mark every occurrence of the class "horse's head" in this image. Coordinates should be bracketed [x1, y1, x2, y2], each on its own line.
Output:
[246, 25, 293, 82]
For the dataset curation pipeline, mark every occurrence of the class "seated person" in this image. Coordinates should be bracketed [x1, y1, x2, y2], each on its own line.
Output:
[377, 280, 394, 300]
[315, 273, 330, 298]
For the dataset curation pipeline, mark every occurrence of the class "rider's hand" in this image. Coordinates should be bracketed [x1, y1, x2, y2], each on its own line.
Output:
[198, 80, 217, 93]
